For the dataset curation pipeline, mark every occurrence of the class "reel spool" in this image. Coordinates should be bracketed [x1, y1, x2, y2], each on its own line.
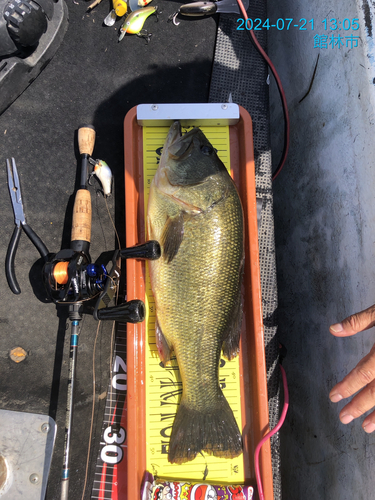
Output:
[42, 248, 106, 304]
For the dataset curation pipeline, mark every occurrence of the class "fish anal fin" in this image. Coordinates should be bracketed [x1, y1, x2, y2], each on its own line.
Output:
[161, 212, 185, 263]
[155, 317, 172, 366]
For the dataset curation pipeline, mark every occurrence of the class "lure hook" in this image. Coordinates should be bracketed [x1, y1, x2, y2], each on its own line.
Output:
[88, 171, 103, 197]
[137, 30, 153, 44]
[168, 10, 180, 25]
[88, 171, 95, 187]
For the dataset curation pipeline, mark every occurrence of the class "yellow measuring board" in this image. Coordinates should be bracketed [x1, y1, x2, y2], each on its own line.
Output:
[142, 124, 244, 483]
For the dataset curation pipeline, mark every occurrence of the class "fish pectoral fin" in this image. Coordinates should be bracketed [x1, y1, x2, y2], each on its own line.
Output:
[155, 317, 173, 366]
[161, 212, 185, 263]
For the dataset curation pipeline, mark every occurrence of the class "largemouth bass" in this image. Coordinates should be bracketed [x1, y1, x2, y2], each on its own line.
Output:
[147, 121, 244, 464]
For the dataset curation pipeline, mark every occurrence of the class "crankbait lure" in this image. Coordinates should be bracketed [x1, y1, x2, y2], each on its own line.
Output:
[89, 159, 113, 197]
[128, 0, 153, 12]
[119, 5, 158, 41]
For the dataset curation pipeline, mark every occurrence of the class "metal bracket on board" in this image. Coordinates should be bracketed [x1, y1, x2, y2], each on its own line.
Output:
[136, 103, 240, 127]
[0, 410, 56, 499]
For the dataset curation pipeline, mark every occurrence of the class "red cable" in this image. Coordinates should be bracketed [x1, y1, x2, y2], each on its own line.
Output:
[235, 0, 290, 181]
[254, 364, 289, 500]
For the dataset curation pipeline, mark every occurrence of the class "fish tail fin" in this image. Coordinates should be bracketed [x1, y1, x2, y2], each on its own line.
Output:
[168, 393, 242, 464]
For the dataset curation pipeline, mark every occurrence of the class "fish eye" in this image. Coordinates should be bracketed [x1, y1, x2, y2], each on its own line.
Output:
[200, 145, 213, 156]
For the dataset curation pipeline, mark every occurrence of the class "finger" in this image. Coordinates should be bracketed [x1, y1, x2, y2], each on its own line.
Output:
[330, 304, 375, 337]
[363, 411, 375, 433]
[329, 343, 375, 402]
[336, 378, 375, 425]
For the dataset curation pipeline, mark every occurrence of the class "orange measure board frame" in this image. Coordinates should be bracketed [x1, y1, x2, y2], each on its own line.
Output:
[123, 105, 274, 500]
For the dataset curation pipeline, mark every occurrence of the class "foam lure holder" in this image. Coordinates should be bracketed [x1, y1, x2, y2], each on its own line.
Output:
[141, 472, 254, 500]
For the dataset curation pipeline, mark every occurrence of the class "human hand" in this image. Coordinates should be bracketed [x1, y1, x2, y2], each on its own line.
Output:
[329, 304, 375, 433]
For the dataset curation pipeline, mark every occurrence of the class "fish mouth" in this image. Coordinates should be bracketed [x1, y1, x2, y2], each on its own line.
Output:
[168, 126, 199, 161]
[166, 121, 182, 150]
[157, 122, 200, 187]
[163, 121, 205, 161]
[157, 121, 222, 192]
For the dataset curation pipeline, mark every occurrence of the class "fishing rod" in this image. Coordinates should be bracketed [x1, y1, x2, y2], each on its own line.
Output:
[5, 124, 161, 500]
[59, 125, 94, 500]
[53, 125, 160, 500]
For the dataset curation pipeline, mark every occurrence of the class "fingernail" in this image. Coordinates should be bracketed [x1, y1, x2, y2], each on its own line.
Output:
[330, 393, 343, 403]
[363, 422, 375, 433]
[330, 323, 344, 333]
[340, 413, 354, 424]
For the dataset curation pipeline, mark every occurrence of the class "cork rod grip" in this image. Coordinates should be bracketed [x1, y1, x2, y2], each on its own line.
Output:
[71, 189, 92, 243]
[78, 125, 96, 156]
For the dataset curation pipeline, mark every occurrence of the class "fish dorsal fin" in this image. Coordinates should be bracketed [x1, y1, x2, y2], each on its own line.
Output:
[161, 212, 185, 263]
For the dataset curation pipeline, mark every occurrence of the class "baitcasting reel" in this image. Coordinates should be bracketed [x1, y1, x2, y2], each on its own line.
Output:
[42, 240, 161, 322]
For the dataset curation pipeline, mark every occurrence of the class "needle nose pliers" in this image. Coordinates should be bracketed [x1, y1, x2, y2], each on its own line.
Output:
[6, 158, 49, 294]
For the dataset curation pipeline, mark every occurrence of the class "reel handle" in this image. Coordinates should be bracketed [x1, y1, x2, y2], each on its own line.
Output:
[96, 242, 159, 322]
[96, 299, 145, 323]
[119, 240, 161, 260]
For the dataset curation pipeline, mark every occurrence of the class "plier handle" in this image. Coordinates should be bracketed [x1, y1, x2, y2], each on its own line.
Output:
[6, 158, 49, 294]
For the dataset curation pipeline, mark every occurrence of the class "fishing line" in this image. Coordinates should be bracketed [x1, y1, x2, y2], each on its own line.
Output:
[104, 195, 122, 426]
[81, 319, 102, 500]
[82, 194, 122, 499]
[53, 261, 69, 284]
[105, 196, 122, 252]
[236, 0, 290, 181]
[254, 364, 289, 500]
[108, 319, 117, 440]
